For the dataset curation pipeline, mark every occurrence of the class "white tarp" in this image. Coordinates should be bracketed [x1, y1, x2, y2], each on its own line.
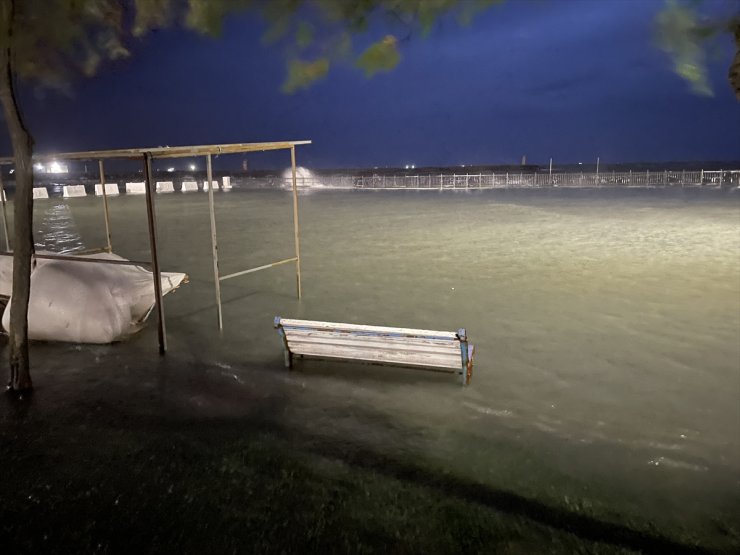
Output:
[0, 252, 187, 344]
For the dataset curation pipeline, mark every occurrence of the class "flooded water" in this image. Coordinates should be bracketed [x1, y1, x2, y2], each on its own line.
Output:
[7, 189, 740, 548]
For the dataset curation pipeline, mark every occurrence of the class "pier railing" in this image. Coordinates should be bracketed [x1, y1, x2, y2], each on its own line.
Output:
[3, 170, 738, 198]
[274, 169, 738, 189]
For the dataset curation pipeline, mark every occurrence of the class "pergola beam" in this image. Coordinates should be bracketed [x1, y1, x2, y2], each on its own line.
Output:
[0, 140, 312, 164]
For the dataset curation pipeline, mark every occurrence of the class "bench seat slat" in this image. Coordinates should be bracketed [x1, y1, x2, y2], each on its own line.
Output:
[280, 318, 458, 340]
[287, 337, 459, 358]
[289, 343, 460, 370]
[285, 331, 459, 355]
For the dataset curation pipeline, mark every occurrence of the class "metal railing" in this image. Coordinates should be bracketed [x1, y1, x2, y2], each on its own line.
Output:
[11, 169, 734, 196]
[270, 169, 739, 190]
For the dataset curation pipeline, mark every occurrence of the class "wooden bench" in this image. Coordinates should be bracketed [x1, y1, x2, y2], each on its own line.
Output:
[274, 317, 474, 385]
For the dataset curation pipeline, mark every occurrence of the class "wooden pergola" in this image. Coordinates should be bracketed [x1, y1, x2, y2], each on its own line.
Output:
[0, 140, 311, 353]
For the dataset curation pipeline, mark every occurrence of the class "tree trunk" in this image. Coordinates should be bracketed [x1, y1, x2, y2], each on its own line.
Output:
[0, 0, 33, 393]
[730, 23, 740, 101]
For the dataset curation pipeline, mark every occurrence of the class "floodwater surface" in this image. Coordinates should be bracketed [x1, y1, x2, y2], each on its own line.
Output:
[5, 188, 740, 550]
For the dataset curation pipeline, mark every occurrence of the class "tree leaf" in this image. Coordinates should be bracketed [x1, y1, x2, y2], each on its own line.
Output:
[282, 57, 330, 93]
[134, 0, 174, 37]
[356, 35, 400, 77]
[186, 0, 254, 37]
[656, 0, 713, 96]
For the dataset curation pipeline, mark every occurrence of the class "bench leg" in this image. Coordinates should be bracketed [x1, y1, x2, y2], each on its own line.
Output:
[277, 326, 293, 369]
[458, 330, 473, 386]
[466, 345, 474, 386]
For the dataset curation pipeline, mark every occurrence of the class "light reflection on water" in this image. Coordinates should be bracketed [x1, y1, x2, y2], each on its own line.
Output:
[34, 202, 86, 253]
[20, 189, 740, 532]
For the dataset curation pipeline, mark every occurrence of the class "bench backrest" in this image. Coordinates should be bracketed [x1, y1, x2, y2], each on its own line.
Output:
[275, 317, 465, 371]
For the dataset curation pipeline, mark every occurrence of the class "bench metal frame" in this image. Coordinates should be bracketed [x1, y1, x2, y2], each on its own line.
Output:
[275, 317, 474, 386]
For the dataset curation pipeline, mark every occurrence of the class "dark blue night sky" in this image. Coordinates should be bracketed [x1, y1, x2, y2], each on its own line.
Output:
[3, 0, 739, 169]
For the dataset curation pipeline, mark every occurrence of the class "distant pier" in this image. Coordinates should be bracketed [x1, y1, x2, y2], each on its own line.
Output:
[6, 168, 740, 199]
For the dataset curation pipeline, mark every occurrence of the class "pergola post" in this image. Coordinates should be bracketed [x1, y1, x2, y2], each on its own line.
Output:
[143, 152, 167, 354]
[0, 169, 9, 251]
[98, 160, 112, 252]
[206, 153, 223, 330]
[291, 146, 302, 300]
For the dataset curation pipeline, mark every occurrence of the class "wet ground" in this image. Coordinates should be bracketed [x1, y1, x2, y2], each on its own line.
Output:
[1, 188, 739, 553]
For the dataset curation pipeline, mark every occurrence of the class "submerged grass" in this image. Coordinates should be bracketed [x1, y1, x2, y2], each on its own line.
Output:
[0, 352, 736, 554]
[0, 415, 662, 554]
